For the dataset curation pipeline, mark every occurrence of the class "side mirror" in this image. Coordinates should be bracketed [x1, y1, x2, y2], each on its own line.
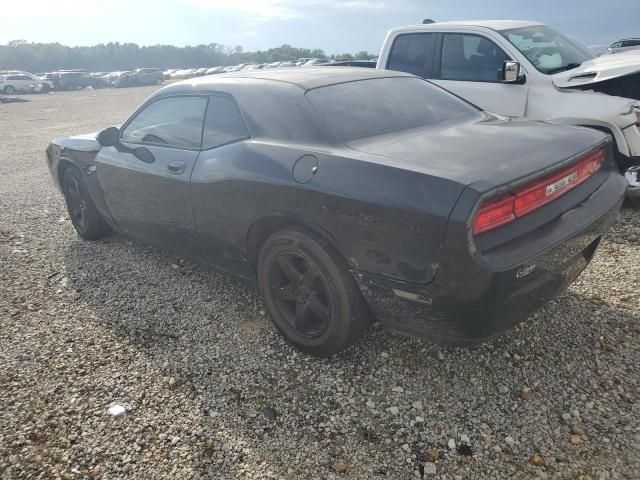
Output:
[97, 126, 120, 147]
[502, 61, 522, 83]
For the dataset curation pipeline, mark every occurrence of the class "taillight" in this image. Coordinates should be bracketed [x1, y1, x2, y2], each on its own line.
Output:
[472, 147, 605, 235]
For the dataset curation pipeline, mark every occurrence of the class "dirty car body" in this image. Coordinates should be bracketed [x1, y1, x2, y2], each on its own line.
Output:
[46, 68, 626, 347]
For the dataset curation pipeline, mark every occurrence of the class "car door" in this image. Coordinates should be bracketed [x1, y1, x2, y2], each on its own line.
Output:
[95, 95, 208, 256]
[189, 94, 254, 275]
[430, 33, 528, 117]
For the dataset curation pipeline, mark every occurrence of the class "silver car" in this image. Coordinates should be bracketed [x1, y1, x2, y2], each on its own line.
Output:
[608, 38, 640, 54]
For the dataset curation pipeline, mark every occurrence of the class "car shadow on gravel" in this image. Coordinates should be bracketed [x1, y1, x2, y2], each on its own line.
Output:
[62, 232, 640, 478]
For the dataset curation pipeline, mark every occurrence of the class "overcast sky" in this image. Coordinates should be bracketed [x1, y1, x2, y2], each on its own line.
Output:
[2, 0, 639, 53]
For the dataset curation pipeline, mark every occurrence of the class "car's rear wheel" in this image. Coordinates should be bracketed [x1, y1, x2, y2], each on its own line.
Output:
[62, 167, 112, 240]
[258, 227, 370, 356]
[3, 85, 16, 94]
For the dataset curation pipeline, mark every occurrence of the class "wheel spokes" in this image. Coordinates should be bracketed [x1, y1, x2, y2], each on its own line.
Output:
[278, 255, 303, 284]
[308, 293, 329, 321]
[294, 301, 313, 332]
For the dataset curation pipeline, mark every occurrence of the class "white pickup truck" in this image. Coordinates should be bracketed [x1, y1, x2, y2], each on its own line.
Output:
[376, 20, 640, 200]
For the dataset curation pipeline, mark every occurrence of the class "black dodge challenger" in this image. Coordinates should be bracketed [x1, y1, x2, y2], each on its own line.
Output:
[47, 68, 626, 356]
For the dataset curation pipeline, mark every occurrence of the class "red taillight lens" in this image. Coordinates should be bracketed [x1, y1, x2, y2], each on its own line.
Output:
[472, 148, 605, 236]
[473, 195, 516, 235]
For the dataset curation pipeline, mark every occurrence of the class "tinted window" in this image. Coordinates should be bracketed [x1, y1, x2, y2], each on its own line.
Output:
[387, 33, 436, 77]
[202, 95, 250, 149]
[306, 77, 479, 142]
[122, 96, 207, 149]
[441, 34, 509, 82]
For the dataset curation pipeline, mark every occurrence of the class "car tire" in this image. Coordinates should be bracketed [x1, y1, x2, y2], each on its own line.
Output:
[3, 85, 16, 94]
[61, 167, 112, 240]
[257, 227, 370, 356]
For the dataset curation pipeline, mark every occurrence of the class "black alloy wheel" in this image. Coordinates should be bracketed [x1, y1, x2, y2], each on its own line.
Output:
[269, 251, 332, 338]
[61, 168, 112, 240]
[258, 227, 370, 356]
[63, 171, 89, 232]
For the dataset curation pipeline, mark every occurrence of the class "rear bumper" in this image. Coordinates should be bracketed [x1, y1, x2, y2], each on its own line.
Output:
[354, 172, 626, 345]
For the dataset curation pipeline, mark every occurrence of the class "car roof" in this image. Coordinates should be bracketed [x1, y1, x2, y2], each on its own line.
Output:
[392, 19, 543, 32]
[162, 67, 414, 92]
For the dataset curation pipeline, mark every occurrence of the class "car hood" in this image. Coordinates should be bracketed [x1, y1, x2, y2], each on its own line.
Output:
[552, 50, 640, 87]
[348, 116, 608, 189]
[54, 132, 101, 152]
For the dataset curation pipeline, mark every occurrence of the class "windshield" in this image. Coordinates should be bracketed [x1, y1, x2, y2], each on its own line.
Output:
[306, 77, 480, 143]
[501, 25, 595, 75]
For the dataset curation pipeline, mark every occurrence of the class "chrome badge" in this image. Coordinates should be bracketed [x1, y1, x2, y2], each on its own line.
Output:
[516, 264, 536, 279]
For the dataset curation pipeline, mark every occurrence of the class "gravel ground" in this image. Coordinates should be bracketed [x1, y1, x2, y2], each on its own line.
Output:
[1, 87, 639, 479]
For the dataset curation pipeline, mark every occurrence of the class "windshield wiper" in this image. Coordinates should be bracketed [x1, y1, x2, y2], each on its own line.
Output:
[547, 63, 582, 75]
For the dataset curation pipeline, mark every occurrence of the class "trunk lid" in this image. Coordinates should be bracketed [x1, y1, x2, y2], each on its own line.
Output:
[348, 116, 609, 190]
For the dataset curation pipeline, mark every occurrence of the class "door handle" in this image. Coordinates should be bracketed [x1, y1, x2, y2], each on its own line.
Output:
[167, 161, 186, 175]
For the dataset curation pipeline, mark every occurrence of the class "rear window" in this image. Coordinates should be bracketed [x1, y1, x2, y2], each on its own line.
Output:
[306, 77, 479, 142]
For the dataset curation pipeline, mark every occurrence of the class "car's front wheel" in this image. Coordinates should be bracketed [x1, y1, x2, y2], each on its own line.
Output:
[258, 227, 370, 356]
[61, 167, 112, 240]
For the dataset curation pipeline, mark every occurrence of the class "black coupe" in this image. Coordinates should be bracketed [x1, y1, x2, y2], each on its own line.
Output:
[47, 68, 626, 355]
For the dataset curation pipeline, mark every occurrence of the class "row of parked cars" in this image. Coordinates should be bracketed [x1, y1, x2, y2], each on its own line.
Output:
[0, 68, 165, 94]
[0, 58, 378, 94]
[162, 58, 377, 80]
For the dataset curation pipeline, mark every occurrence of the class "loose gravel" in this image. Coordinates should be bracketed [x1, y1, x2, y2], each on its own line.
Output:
[1, 87, 639, 479]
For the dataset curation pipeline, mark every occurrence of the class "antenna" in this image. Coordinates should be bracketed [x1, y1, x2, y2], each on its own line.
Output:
[422, 19, 435, 24]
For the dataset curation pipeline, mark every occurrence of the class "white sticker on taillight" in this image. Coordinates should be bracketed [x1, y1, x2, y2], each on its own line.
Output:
[545, 171, 577, 196]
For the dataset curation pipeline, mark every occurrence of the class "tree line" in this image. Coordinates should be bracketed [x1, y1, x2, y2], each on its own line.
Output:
[0, 40, 375, 73]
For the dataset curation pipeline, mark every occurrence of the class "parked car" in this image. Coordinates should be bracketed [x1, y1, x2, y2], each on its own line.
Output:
[57, 71, 103, 90]
[377, 21, 640, 178]
[163, 69, 178, 79]
[206, 66, 225, 75]
[114, 68, 164, 87]
[0, 72, 54, 93]
[323, 60, 377, 68]
[608, 38, 640, 55]
[303, 59, 330, 66]
[170, 69, 194, 79]
[46, 68, 626, 355]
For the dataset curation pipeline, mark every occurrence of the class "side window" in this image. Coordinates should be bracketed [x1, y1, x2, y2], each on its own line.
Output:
[387, 33, 436, 78]
[202, 95, 250, 149]
[440, 34, 510, 82]
[121, 96, 207, 149]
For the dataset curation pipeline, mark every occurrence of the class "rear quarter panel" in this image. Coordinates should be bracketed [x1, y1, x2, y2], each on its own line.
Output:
[191, 141, 464, 284]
